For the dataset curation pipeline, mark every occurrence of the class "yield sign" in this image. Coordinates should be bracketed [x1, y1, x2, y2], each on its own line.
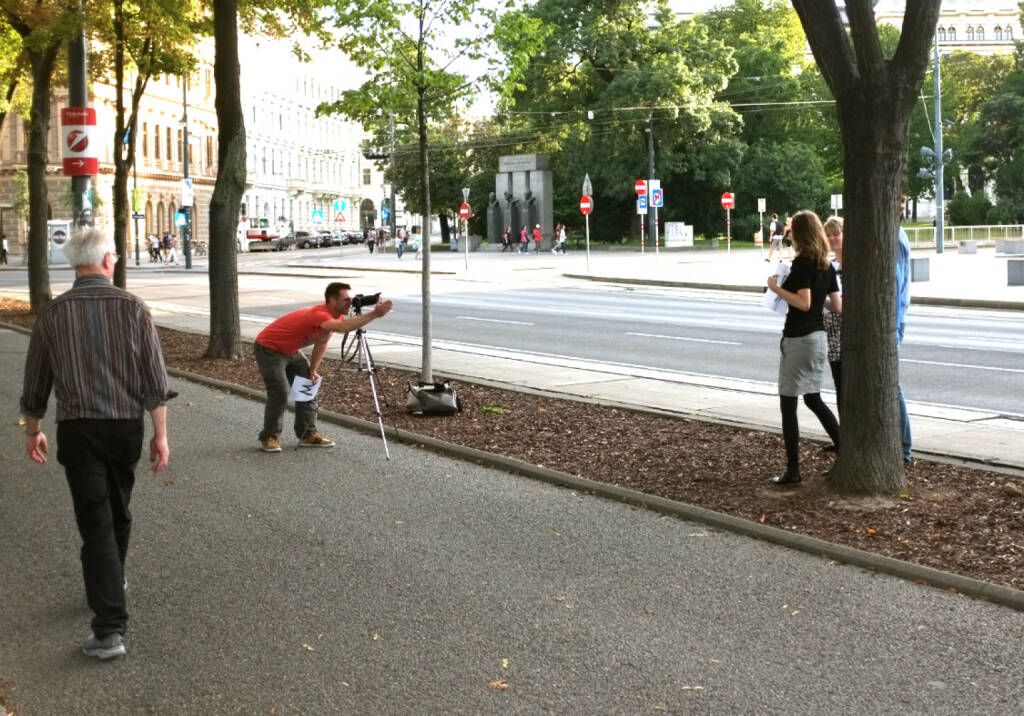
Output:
[721, 192, 735, 210]
[634, 179, 647, 195]
[580, 195, 593, 215]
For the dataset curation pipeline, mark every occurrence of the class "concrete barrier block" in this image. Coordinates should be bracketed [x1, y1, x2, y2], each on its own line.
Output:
[958, 240, 978, 254]
[995, 240, 1005, 253]
[1004, 240, 1024, 255]
[1009, 259, 1024, 287]
[910, 257, 930, 282]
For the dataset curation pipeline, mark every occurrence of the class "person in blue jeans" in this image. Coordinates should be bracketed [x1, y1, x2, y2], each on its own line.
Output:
[896, 196, 913, 465]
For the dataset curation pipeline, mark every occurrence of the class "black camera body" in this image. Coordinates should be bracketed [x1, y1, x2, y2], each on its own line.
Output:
[352, 292, 381, 314]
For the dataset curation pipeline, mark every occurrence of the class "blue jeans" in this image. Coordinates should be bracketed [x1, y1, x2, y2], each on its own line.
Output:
[254, 342, 318, 440]
[897, 321, 911, 461]
[57, 418, 143, 637]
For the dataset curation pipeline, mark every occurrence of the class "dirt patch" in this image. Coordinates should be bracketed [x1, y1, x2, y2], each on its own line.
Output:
[4, 298, 1022, 593]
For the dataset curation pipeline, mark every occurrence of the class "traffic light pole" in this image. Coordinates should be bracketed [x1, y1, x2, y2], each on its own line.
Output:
[68, 6, 92, 230]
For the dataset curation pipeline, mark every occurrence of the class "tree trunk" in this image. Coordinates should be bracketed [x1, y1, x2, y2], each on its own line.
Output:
[205, 0, 243, 359]
[438, 214, 450, 244]
[417, 35, 433, 384]
[26, 44, 59, 313]
[112, 1, 128, 287]
[0, 79, 18, 136]
[833, 108, 908, 494]
[791, 0, 942, 495]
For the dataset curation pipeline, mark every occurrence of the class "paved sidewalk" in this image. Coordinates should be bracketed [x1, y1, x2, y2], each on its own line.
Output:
[3, 327, 1023, 714]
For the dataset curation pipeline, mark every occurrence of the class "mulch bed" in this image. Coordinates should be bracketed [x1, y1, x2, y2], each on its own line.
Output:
[4, 298, 1022, 593]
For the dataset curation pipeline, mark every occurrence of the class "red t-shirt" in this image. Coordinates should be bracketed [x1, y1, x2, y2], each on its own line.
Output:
[256, 304, 336, 355]
[533, 228, 542, 242]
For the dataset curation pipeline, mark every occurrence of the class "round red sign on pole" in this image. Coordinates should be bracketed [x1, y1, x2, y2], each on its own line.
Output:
[580, 195, 593, 215]
[634, 179, 647, 195]
[459, 202, 469, 219]
[721, 192, 735, 210]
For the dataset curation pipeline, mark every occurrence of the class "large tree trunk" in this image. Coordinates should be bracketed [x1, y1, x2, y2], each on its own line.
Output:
[111, 0, 131, 287]
[792, 0, 941, 495]
[205, 0, 243, 359]
[26, 44, 59, 313]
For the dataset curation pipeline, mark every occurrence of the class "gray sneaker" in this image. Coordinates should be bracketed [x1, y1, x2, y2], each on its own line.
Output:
[83, 633, 126, 660]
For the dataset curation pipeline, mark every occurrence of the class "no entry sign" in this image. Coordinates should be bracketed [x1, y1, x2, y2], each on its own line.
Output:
[459, 202, 469, 219]
[580, 195, 593, 215]
[61, 107, 98, 176]
[721, 192, 735, 210]
[634, 179, 647, 195]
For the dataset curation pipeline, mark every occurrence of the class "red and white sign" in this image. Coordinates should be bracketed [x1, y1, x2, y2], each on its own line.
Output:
[580, 195, 593, 215]
[721, 192, 735, 210]
[459, 202, 469, 220]
[61, 107, 98, 176]
[634, 179, 647, 195]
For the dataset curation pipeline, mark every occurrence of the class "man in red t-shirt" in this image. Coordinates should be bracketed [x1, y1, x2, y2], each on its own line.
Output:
[254, 282, 394, 452]
[532, 224, 542, 253]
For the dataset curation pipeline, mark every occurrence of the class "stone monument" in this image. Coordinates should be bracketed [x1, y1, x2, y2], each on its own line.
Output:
[495, 154, 553, 250]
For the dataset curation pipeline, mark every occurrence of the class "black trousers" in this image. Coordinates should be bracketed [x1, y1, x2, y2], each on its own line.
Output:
[57, 418, 144, 637]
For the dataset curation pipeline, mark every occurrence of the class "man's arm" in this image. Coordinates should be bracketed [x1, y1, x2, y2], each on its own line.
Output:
[320, 299, 394, 334]
[149, 405, 169, 472]
[309, 336, 331, 382]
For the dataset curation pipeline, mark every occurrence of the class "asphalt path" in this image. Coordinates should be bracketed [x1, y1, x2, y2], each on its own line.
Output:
[3, 329, 1023, 714]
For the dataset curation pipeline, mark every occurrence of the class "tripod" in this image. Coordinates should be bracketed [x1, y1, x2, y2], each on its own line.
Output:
[340, 320, 390, 459]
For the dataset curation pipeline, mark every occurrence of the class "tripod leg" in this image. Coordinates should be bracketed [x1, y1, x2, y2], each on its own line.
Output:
[357, 331, 391, 460]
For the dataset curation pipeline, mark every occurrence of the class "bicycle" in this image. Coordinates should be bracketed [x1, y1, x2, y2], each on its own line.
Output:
[192, 241, 208, 257]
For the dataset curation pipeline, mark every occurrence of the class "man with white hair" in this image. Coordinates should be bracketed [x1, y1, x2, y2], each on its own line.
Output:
[21, 229, 171, 660]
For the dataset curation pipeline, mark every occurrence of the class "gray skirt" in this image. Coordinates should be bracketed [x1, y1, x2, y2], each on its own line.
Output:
[778, 332, 828, 397]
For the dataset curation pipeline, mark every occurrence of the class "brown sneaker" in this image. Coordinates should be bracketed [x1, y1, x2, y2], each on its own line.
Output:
[260, 436, 282, 453]
[299, 432, 335, 448]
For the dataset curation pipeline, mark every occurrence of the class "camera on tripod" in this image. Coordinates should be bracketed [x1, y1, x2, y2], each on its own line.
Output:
[351, 292, 381, 314]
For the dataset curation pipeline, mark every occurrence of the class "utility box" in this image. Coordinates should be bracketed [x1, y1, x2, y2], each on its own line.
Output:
[910, 257, 930, 282]
[958, 240, 978, 254]
[1009, 259, 1024, 286]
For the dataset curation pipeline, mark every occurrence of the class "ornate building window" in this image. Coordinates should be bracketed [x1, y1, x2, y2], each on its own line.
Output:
[948, 27, 956, 41]
[938, 27, 946, 42]
[994, 27, 1002, 41]
[966, 26, 974, 41]
[976, 27, 984, 41]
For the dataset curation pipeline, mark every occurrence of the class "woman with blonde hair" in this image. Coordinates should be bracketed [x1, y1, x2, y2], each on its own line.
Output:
[765, 210, 842, 485]
[822, 216, 844, 426]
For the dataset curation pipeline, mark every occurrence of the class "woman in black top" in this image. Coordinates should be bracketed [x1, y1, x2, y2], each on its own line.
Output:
[765, 210, 842, 485]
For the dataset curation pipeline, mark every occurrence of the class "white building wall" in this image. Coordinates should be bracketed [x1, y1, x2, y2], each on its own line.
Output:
[237, 35, 405, 238]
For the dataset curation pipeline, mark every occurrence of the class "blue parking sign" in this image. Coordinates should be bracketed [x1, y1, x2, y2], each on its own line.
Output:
[652, 188, 664, 208]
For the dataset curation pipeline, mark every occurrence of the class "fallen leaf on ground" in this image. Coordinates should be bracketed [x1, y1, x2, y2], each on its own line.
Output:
[489, 679, 509, 690]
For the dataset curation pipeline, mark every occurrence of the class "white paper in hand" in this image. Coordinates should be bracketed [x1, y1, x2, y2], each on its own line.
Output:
[288, 376, 322, 403]
[761, 262, 791, 316]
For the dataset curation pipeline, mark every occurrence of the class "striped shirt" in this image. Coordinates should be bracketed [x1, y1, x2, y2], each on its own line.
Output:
[20, 274, 169, 422]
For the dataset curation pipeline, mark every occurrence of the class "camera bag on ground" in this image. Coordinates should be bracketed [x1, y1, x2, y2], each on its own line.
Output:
[405, 381, 462, 415]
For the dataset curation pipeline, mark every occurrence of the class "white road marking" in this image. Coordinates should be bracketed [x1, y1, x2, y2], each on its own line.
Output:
[626, 331, 742, 346]
[457, 316, 534, 326]
[901, 358, 1024, 374]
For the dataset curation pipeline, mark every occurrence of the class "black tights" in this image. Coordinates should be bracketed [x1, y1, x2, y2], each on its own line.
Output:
[780, 393, 840, 469]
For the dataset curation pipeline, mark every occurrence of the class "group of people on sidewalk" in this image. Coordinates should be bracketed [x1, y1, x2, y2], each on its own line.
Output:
[500, 223, 567, 254]
[764, 201, 912, 486]
[146, 232, 179, 264]
[18, 206, 914, 660]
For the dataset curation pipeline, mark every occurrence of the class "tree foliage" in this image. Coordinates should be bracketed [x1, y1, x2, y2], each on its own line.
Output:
[494, 0, 740, 238]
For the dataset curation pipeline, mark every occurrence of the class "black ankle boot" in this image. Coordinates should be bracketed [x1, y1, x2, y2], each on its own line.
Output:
[771, 467, 802, 486]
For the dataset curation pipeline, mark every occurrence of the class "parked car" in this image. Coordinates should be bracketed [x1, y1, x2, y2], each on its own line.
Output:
[249, 233, 298, 252]
[317, 230, 335, 247]
[342, 230, 363, 245]
[294, 231, 319, 249]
